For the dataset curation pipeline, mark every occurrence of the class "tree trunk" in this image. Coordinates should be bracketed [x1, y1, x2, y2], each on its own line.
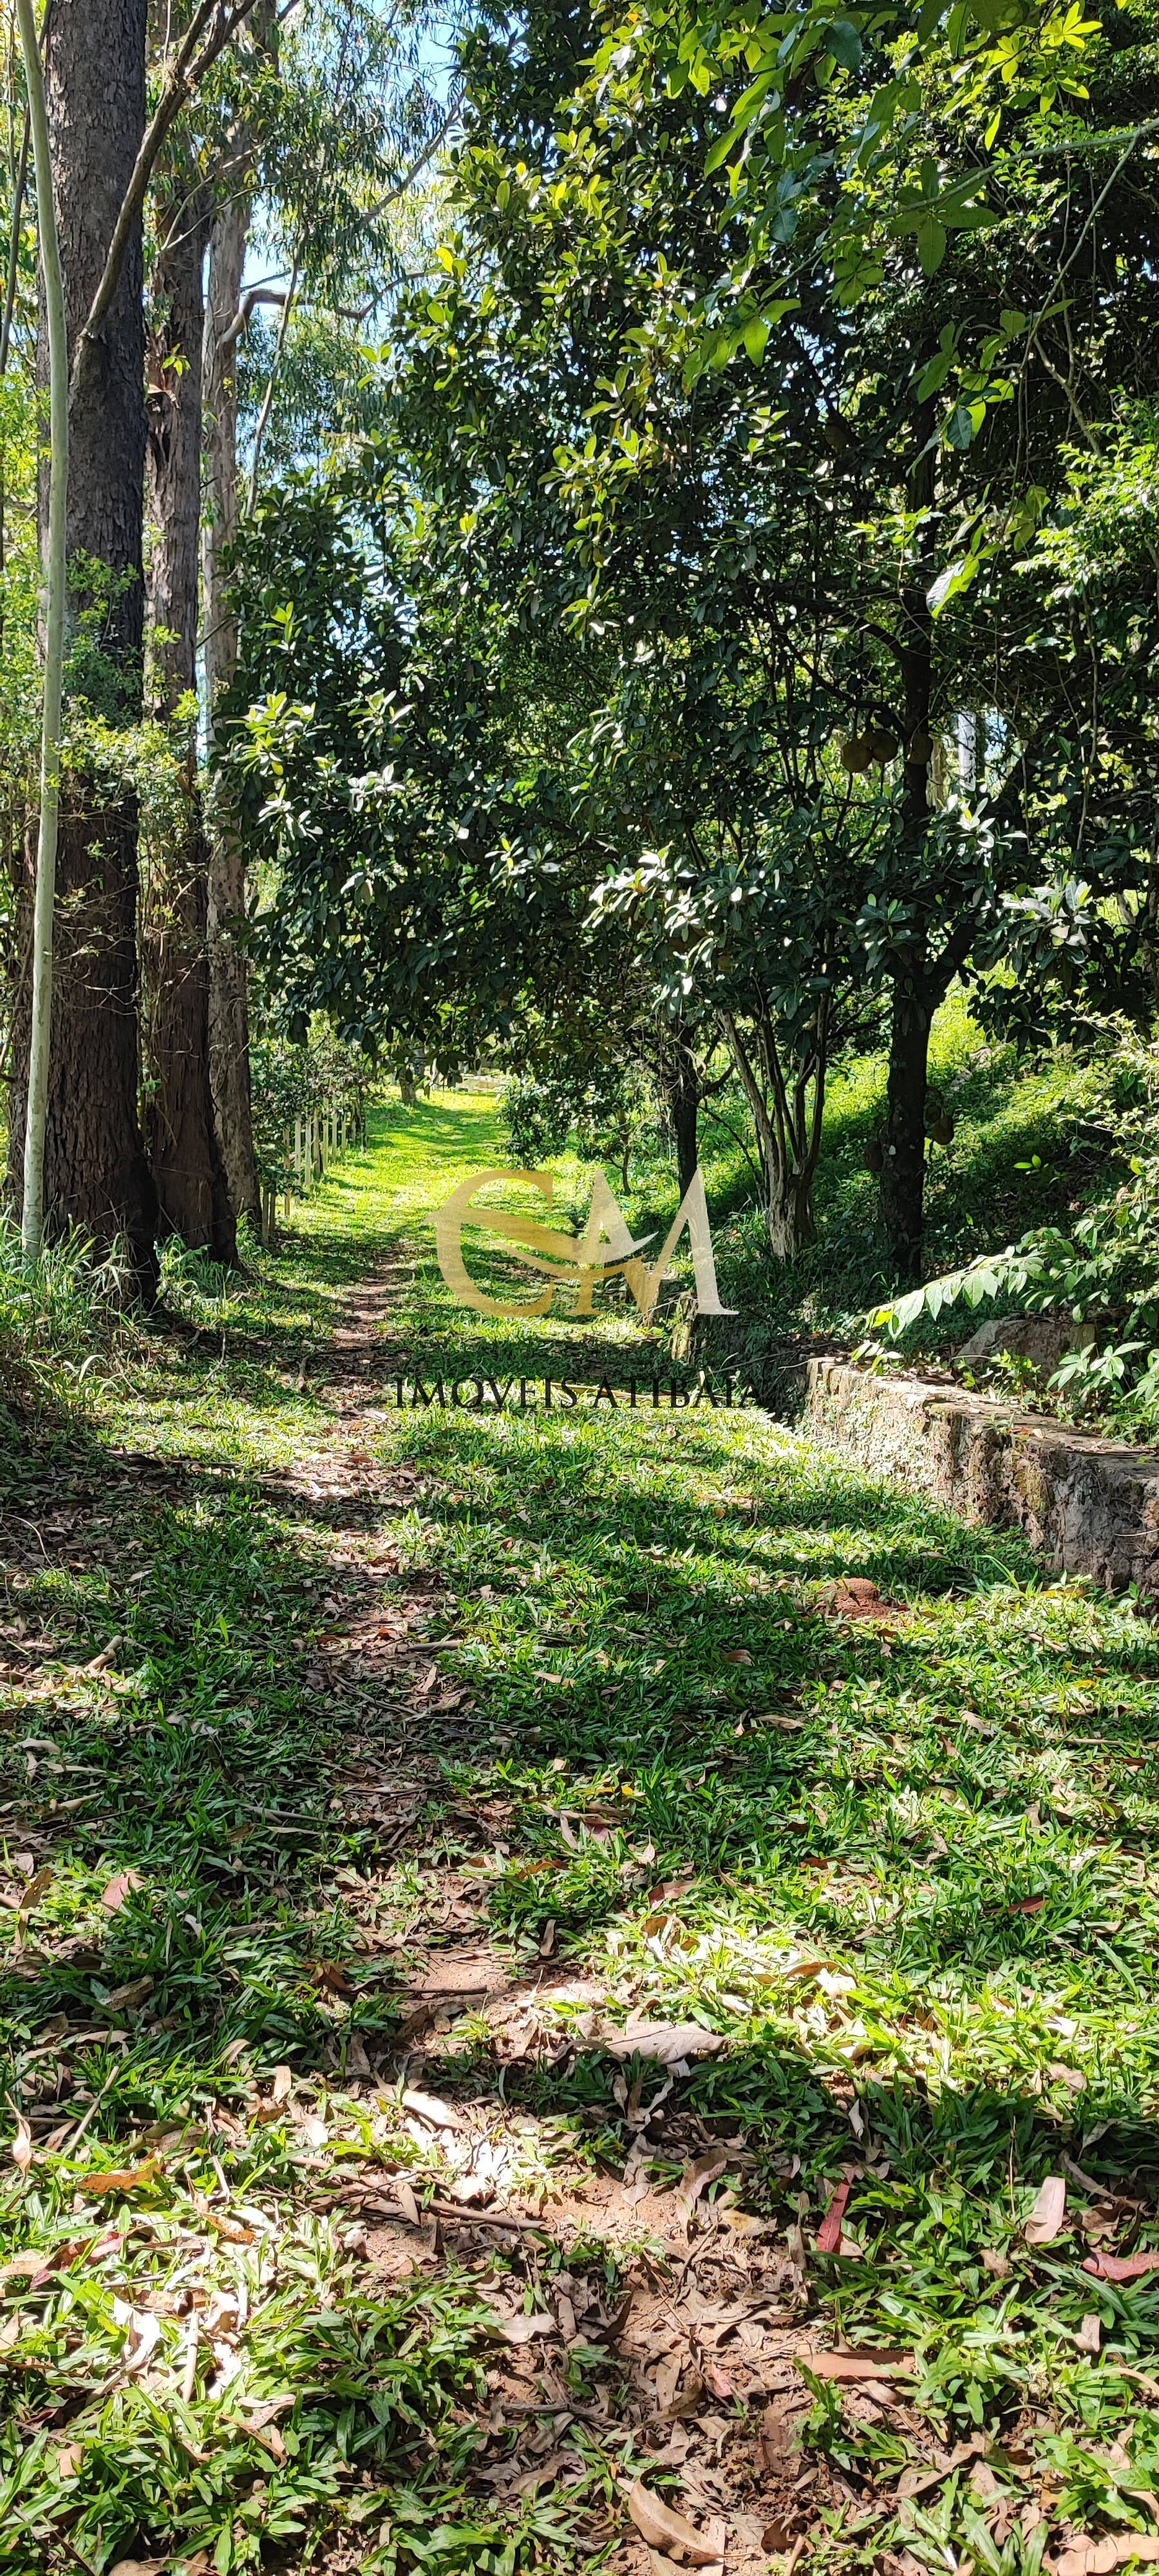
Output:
[720, 1006, 820, 1262]
[765, 1165, 817, 1261]
[662, 1030, 700, 1195]
[880, 421, 936, 1285]
[202, 191, 260, 1230]
[14, 0, 66, 1268]
[144, 189, 237, 1264]
[880, 985, 932, 1285]
[6, 0, 158, 1291]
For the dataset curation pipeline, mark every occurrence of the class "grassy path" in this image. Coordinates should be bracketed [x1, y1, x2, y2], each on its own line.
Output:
[3, 1099, 1159, 2576]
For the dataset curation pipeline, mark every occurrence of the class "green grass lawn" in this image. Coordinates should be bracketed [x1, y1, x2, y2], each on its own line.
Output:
[3, 1094, 1159, 2576]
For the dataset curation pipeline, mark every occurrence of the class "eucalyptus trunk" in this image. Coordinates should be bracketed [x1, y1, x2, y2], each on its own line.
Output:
[144, 187, 236, 1263]
[15, 0, 66, 1267]
[8, 0, 158, 1292]
[201, 193, 259, 1231]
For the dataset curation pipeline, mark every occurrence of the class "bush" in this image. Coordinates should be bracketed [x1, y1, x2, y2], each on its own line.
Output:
[866, 1018, 1159, 1437]
[249, 1025, 373, 1195]
[0, 1215, 136, 1410]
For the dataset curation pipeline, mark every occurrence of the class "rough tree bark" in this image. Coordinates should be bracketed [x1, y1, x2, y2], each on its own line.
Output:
[144, 184, 236, 1262]
[201, 191, 260, 1230]
[7, 0, 158, 1289]
[661, 1028, 700, 1197]
[880, 428, 936, 1288]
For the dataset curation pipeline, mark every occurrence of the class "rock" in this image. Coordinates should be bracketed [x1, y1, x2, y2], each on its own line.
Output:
[802, 1356, 1159, 1598]
[956, 1314, 1095, 1373]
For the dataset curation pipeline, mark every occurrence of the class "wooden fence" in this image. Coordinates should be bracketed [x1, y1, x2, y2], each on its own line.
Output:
[258, 1099, 365, 1245]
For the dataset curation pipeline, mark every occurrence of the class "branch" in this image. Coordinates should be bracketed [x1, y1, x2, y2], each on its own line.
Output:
[246, 248, 297, 511]
[699, 1101, 765, 1196]
[0, 104, 30, 376]
[220, 282, 287, 350]
[1032, 116, 1159, 155]
[364, 88, 464, 219]
[1, 0, 53, 377]
[71, 0, 263, 402]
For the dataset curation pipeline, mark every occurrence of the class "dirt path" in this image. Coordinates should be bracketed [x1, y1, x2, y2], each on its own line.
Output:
[265, 1260, 912, 2576]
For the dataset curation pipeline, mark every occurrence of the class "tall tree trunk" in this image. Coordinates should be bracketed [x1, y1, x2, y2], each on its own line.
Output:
[7, 0, 157, 1291]
[661, 1029, 700, 1195]
[880, 424, 936, 1286]
[202, 193, 259, 1231]
[880, 981, 932, 1285]
[14, 0, 64, 1268]
[765, 1166, 818, 1262]
[144, 187, 236, 1263]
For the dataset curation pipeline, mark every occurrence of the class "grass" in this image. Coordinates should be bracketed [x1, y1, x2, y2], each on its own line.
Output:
[3, 1077, 1159, 2574]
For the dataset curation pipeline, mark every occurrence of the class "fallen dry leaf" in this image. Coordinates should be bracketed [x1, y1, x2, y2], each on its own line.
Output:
[816, 2179, 851, 2253]
[491, 2309, 557, 2345]
[395, 2177, 420, 2228]
[1055, 2537, 1159, 2576]
[0, 2249, 52, 2282]
[78, 2157, 162, 2197]
[308, 1960, 355, 1996]
[795, 2347, 914, 2382]
[627, 2479, 722, 2564]
[603, 2015, 725, 2065]
[897, 2465, 947, 2502]
[9, 2114, 33, 2175]
[759, 2400, 800, 2469]
[1077, 2312, 1102, 2352]
[1084, 2249, 1159, 2283]
[1025, 2175, 1067, 2246]
[100, 1870, 144, 1913]
[53, 2443, 83, 2478]
[123, 2308, 162, 2374]
[680, 2150, 730, 2210]
[402, 2086, 460, 2130]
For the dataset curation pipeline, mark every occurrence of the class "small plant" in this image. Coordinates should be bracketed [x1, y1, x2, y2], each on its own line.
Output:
[865, 1019, 1159, 1437]
[0, 1212, 137, 1405]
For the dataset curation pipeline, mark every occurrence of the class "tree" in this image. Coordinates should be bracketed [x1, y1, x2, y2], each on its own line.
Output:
[384, 0, 1159, 1278]
[198, 0, 462, 1230]
[5, 0, 269, 1285]
[14, 0, 64, 1269]
[6, 0, 159, 1289]
[144, 164, 237, 1262]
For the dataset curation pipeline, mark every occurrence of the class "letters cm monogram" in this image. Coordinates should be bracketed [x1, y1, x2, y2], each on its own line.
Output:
[435, 1166, 733, 1323]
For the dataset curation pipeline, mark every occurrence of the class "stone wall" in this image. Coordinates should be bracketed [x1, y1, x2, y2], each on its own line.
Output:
[803, 1356, 1159, 1598]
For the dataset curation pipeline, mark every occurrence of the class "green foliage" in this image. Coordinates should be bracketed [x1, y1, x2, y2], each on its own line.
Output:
[0, 1214, 137, 1412]
[865, 1020, 1159, 1430]
[499, 1060, 656, 1184]
[249, 1023, 373, 1193]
